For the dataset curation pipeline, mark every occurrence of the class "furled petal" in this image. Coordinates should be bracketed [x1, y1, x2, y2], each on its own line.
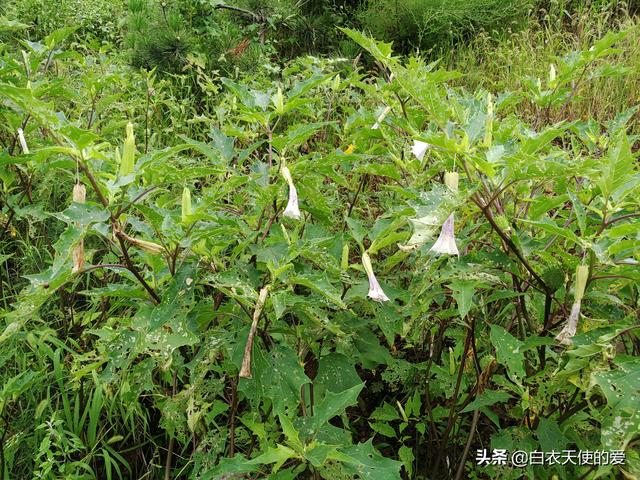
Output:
[429, 213, 459, 256]
[17, 128, 29, 154]
[411, 140, 430, 161]
[281, 166, 301, 220]
[555, 301, 581, 345]
[362, 252, 390, 302]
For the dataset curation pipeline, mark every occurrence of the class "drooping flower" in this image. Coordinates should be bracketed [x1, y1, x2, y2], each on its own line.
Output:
[17, 128, 29, 154]
[429, 213, 459, 256]
[430, 172, 460, 256]
[556, 264, 589, 345]
[281, 165, 301, 220]
[411, 140, 430, 161]
[362, 252, 389, 302]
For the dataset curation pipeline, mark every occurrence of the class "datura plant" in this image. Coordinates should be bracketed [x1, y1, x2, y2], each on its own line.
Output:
[0, 24, 638, 480]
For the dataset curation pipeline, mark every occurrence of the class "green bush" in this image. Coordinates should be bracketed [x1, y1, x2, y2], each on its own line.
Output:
[8, 0, 125, 42]
[358, 0, 535, 52]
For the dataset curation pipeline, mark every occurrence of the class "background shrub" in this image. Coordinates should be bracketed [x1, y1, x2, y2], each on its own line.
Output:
[357, 0, 536, 52]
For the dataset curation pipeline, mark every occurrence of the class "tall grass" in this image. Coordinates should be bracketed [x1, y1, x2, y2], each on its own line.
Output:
[443, 1, 640, 125]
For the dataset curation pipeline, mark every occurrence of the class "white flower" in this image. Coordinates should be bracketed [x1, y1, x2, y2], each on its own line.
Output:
[281, 166, 301, 220]
[372, 106, 391, 130]
[362, 252, 390, 302]
[17, 128, 29, 154]
[411, 140, 430, 161]
[429, 213, 459, 256]
[555, 301, 581, 345]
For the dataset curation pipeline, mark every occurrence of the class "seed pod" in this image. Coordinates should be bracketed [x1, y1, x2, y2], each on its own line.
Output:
[181, 187, 192, 224]
[119, 122, 135, 177]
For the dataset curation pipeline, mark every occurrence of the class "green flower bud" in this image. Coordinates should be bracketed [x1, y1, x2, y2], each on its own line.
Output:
[119, 123, 135, 177]
[181, 187, 192, 224]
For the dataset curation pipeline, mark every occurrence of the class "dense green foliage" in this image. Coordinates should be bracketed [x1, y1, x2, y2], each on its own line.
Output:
[1, 2, 639, 479]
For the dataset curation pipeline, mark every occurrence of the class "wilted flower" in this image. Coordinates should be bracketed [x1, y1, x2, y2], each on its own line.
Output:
[17, 128, 29, 154]
[362, 252, 389, 302]
[556, 264, 589, 345]
[430, 172, 460, 256]
[239, 285, 271, 379]
[411, 140, 430, 161]
[281, 165, 301, 220]
[71, 183, 86, 273]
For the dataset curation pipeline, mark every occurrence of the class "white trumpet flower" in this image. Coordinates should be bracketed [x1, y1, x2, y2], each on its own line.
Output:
[281, 166, 301, 220]
[362, 252, 389, 302]
[411, 140, 430, 161]
[17, 128, 29, 154]
[556, 264, 589, 345]
[430, 172, 460, 256]
[429, 213, 459, 256]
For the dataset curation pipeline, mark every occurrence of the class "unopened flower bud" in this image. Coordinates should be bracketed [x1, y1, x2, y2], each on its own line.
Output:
[181, 187, 192, 224]
[119, 122, 135, 177]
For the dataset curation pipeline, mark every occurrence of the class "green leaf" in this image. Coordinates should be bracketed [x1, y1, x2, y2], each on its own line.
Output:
[289, 274, 347, 309]
[450, 280, 476, 319]
[334, 440, 402, 480]
[490, 325, 525, 382]
[339, 28, 396, 66]
[536, 418, 568, 451]
[461, 390, 511, 413]
[369, 421, 395, 438]
[315, 353, 362, 400]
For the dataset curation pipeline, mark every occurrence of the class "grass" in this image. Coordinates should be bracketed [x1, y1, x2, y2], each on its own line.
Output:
[443, 1, 640, 126]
